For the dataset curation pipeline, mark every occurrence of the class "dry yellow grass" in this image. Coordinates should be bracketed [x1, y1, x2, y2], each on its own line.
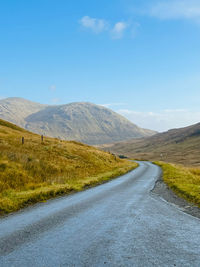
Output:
[0, 119, 137, 215]
[102, 123, 200, 167]
[155, 161, 200, 207]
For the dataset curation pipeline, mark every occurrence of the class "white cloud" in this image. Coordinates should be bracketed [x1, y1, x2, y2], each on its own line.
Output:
[149, 0, 200, 21]
[111, 22, 128, 39]
[118, 108, 200, 132]
[100, 103, 127, 108]
[79, 16, 139, 39]
[80, 16, 108, 33]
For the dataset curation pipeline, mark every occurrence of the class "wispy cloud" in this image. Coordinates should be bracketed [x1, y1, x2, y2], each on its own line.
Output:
[100, 103, 127, 108]
[148, 0, 200, 21]
[79, 16, 138, 39]
[111, 22, 128, 39]
[79, 16, 108, 33]
[118, 108, 200, 132]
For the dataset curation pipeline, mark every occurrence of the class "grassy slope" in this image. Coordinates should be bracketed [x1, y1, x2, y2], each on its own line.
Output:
[155, 162, 200, 207]
[102, 124, 200, 167]
[0, 119, 137, 215]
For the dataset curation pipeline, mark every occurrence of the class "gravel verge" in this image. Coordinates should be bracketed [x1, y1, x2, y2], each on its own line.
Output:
[151, 168, 200, 219]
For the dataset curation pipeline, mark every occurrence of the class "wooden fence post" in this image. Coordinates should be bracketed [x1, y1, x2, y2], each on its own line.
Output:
[22, 137, 24, 145]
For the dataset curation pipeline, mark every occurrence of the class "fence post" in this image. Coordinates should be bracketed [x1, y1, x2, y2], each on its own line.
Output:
[41, 135, 44, 143]
[22, 137, 24, 145]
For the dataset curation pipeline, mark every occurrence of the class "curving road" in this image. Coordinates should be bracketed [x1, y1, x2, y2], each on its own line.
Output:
[0, 161, 200, 267]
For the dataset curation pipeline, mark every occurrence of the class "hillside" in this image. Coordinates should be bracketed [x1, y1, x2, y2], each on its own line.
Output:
[0, 98, 156, 145]
[102, 123, 200, 166]
[0, 118, 137, 215]
[0, 97, 47, 128]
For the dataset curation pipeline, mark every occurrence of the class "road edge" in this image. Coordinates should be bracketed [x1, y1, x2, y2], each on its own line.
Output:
[151, 163, 200, 219]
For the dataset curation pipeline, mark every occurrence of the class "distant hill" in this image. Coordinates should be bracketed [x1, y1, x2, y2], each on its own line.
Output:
[0, 98, 156, 145]
[102, 123, 200, 166]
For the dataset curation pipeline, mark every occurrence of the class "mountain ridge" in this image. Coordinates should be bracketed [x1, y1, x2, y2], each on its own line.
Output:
[0, 97, 156, 145]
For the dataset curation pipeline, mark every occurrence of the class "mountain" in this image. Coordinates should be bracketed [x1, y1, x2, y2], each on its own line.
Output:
[0, 97, 156, 145]
[102, 123, 200, 166]
[0, 97, 47, 128]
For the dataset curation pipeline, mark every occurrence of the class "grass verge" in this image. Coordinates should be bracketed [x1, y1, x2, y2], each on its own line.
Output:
[155, 161, 200, 207]
[0, 164, 136, 215]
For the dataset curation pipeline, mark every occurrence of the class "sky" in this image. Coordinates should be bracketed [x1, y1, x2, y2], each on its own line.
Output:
[0, 0, 200, 132]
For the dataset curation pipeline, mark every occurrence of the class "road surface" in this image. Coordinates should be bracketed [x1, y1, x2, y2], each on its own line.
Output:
[0, 161, 200, 267]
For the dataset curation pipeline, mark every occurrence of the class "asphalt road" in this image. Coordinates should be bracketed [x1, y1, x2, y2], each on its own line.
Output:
[0, 161, 200, 267]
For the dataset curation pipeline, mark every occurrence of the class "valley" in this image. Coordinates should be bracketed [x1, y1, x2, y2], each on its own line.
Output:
[102, 122, 200, 166]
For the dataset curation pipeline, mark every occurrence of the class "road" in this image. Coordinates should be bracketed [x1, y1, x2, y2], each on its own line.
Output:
[0, 161, 200, 267]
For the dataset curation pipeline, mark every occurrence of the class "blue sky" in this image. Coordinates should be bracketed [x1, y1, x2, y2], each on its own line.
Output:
[0, 0, 200, 131]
